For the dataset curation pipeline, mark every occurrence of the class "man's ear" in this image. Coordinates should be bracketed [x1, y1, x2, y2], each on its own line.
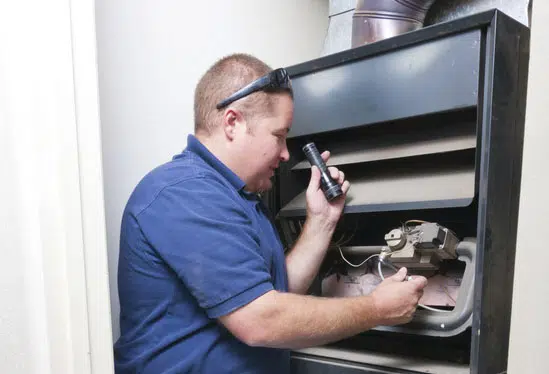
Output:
[222, 108, 244, 140]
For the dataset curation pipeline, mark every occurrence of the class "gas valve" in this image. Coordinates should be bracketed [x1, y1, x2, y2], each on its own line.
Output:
[383, 222, 459, 270]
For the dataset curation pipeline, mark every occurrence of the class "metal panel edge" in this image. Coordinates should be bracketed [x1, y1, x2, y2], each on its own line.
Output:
[288, 30, 481, 138]
[471, 10, 530, 374]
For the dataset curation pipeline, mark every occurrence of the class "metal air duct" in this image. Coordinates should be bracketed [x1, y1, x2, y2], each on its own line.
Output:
[352, 0, 436, 46]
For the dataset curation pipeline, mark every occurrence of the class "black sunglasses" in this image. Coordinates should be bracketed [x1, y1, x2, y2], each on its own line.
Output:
[216, 68, 292, 110]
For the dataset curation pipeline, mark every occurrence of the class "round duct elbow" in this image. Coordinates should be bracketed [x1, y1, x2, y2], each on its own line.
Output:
[352, 0, 436, 47]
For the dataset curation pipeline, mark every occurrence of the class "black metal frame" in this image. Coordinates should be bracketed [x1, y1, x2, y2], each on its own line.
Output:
[272, 9, 529, 374]
[472, 10, 529, 374]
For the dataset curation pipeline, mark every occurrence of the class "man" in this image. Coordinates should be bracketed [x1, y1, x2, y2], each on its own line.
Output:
[114, 53, 427, 373]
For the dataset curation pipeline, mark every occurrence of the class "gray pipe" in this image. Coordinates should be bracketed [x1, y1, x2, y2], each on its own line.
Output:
[352, 0, 436, 46]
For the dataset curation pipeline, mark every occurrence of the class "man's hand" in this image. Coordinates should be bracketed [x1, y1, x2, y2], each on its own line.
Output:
[305, 151, 350, 230]
[370, 267, 428, 326]
[285, 150, 350, 294]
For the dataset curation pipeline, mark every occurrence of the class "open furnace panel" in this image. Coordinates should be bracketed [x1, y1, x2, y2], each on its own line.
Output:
[280, 110, 478, 337]
[268, 10, 529, 374]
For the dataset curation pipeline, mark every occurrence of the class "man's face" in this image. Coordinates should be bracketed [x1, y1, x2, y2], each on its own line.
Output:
[239, 94, 293, 193]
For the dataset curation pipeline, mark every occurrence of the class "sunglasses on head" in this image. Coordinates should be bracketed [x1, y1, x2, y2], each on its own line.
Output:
[216, 68, 292, 110]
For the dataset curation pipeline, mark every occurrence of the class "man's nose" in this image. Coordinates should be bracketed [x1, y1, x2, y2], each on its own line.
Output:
[280, 146, 290, 162]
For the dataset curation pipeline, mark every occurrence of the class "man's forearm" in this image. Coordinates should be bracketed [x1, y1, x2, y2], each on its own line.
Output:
[285, 218, 335, 294]
[231, 290, 381, 350]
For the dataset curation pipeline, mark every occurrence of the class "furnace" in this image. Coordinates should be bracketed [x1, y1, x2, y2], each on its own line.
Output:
[266, 10, 530, 374]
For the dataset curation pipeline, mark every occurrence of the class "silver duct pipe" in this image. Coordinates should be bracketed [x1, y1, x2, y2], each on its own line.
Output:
[322, 0, 530, 56]
[352, 0, 436, 47]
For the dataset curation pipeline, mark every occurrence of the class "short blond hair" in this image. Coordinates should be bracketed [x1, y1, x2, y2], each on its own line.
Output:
[194, 53, 278, 135]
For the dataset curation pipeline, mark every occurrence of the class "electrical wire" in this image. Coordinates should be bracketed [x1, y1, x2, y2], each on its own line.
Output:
[333, 232, 347, 246]
[377, 260, 451, 313]
[333, 222, 357, 248]
[417, 302, 452, 313]
[401, 219, 427, 235]
[334, 219, 452, 313]
[338, 246, 379, 268]
[339, 231, 355, 246]
[404, 219, 428, 227]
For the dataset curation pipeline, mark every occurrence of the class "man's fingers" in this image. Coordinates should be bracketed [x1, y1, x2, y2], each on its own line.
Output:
[321, 150, 330, 163]
[410, 275, 428, 290]
[327, 167, 345, 185]
[307, 165, 321, 193]
[328, 166, 340, 181]
[389, 267, 408, 282]
[338, 170, 345, 184]
[326, 166, 349, 199]
[341, 180, 351, 195]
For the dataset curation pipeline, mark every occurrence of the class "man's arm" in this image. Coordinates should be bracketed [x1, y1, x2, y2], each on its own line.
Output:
[219, 268, 427, 350]
[285, 153, 349, 294]
[285, 216, 336, 294]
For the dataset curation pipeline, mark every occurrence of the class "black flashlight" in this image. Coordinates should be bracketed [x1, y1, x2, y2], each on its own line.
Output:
[302, 142, 343, 201]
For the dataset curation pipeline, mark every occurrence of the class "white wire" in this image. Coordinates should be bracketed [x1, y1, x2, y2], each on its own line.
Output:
[417, 304, 452, 313]
[378, 260, 385, 280]
[338, 245, 452, 313]
[338, 246, 379, 268]
[377, 259, 451, 313]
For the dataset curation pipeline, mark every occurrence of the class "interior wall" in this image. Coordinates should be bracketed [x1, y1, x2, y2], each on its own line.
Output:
[507, 1, 549, 372]
[1, 1, 106, 373]
[95, 0, 329, 339]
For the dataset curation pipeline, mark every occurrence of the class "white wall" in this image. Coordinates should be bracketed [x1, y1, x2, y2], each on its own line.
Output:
[95, 0, 329, 339]
[1, 1, 113, 373]
[507, 1, 549, 373]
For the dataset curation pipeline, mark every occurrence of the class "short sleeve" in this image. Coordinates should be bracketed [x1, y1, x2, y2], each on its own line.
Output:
[137, 176, 274, 318]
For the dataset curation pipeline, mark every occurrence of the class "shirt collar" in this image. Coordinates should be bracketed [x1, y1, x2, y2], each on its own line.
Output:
[180, 134, 247, 192]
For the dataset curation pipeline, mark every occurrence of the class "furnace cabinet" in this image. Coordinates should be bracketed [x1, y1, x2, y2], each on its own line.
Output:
[268, 10, 529, 374]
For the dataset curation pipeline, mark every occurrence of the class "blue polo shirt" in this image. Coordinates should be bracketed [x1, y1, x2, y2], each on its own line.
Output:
[114, 135, 290, 373]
